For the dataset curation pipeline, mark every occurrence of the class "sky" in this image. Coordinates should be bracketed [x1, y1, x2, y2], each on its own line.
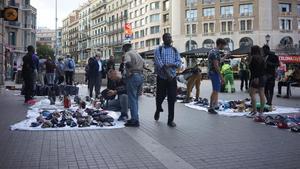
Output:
[31, 0, 88, 29]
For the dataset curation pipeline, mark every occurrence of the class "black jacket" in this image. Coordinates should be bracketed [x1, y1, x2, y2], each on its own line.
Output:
[87, 57, 100, 78]
[265, 52, 279, 76]
[22, 53, 34, 77]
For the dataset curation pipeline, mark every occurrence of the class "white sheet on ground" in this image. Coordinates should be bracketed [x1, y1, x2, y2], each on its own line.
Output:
[185, 102, 300, 117]
[11, 99, 125, 131]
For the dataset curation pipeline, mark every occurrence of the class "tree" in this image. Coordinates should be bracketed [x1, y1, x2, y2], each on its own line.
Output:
[36, 43, 54, 59]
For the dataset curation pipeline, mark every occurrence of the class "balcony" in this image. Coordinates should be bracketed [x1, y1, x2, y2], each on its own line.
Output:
[280, 29, 293, 33]
[5, 21, 21, 28]
[280, 12, 292, 17]
[220, 14, 233, 19]
[7, 2, 20, 8]
[185, 2, 197, 7]
[220, 0, 233, 3]
[202, 16, 215, 20]
[220, 31, 233, 35]
[239, 30, 254, 34]
[202, 0, 216, 6]
[186, 17, 198, 22]
[22, 5, 37, 13]
[240, 12, 253, 17]
[91, 9, 107, 18]
[92, 21, 106, 28]
[203, 32, 215, 36]
[107, 28, 124, 35]
[22, 24, 32, 29]
[91, 0, 107, 11]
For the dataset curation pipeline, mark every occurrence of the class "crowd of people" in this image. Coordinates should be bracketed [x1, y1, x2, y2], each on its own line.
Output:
[20, 33, 299, 128]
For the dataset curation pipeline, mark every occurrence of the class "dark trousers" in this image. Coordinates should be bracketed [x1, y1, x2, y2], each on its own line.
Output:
[278, 81, 293, 97]
[55, 75, 64, 85]
[88, 73, 102, 98]
[65, 71, 74, 85]
[23, 74, 34, 102]
[265, 75, 275, 105]
[240, 70, 249, 90]
[156, 76, 177, 123]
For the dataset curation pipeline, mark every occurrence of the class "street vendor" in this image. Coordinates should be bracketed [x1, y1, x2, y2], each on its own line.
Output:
[277, 65, 300, 98]
[221, 60, 235, 93]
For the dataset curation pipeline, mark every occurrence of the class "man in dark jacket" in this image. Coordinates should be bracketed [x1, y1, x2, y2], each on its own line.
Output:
[22, 46, 36, 103]
[104, 70, 128, 121]
[87, 55, 102, 98]
[106, 55, 115, 88]
[263, 45, 279, 106]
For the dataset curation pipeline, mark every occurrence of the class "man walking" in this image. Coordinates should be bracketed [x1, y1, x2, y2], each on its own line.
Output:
[123, 40, 144, 127]
[154, 33, 181, 127]
[263, 45, 279, 106]
[64, 55, 75, 85]
[22, 46, 36, 103]
[87, 55, 103, 98]
[207, 39, 227, 114]
[55, 58, 65, 85]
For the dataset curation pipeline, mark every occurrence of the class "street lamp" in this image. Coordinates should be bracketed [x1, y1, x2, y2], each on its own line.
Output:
[265, 34, 271, 45]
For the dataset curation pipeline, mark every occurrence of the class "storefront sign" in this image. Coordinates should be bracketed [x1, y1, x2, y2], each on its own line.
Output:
[279, 56, 300, 63]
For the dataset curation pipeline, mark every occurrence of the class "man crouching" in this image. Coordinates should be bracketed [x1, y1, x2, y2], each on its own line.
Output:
[104, 70, 128, 121]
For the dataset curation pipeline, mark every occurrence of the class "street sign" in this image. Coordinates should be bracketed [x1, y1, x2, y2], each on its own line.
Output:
[279, 56, 300, 63]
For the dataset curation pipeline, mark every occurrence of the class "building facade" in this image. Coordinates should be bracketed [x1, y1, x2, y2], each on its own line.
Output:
[56, 28, 62, 57]
[62, 17, 70, 56]
[106, 0, 129, 60]
[171, 0, 300, 53]
[78, 2, 92, 62]
[90, 0, 108, 59]
[36, 27, 56, 48]
[1, 0, 37, 83]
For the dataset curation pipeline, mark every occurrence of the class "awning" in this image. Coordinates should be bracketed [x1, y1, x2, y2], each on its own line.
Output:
[181, 47, 211, 58]
[231, 46, 251, 55]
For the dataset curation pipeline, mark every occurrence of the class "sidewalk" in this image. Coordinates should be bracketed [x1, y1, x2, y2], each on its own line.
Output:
[0, 81, 300, 169]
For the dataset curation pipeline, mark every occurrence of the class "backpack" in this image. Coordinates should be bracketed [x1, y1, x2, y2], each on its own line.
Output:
[68, 59, 75, 69]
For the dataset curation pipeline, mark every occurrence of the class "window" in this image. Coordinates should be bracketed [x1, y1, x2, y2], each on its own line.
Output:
[186, 9, 197, 21]
[140, 30, 145, 37]
[240, 4, 253, 16]
[150, 26, 160, 34]
[163, 14, 169, 22]
[280, 19, 292, 30]
[186, 24, 197, 34]
[150, 14, 160, 22]
[134, 31, 139, 38]
[228, 21, 233, 31]
[135, 10, 138, 17]
[135, 42, 139, 49]
[150, 2, 159, 10]
[202, 0, 215, 5]
[163, 0, 170, 11]
[279, 3, 291, 13]
[164, 28, 170, 33]
[140, 41, 145, 48]
[141, 18, 145, 26]
[221, 22, 226, 32]
[186, 0, 197, 6]
[240, 20, 252, 31]
[297, 5, 300, 16]
[221, 6, 233, 16]
[141, 7, 145, 15]
[203, 8, 215, 17]
[204, 23, 209, 33]
[209, 23, 214, 32]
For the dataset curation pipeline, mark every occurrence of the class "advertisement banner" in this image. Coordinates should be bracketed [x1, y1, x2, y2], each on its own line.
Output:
[279, 56, 300, 63]
[124, 23, 133, 40]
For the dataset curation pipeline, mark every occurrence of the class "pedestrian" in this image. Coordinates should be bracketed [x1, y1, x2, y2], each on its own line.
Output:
[38, 59, 46, 85]
[154, 33, 181, 127]
[106, 55, 115, 88]
[207, 38, 228, 114]
[247, 45, 266, 118]
[263, 45, 279, 106]
[55, 57, 65, 85]
[221, 60, 235, 93]
[122, 40, 145, 127]
[64, 55, 75, 85]
[87, 55, 103, 98]
[239, 58, 249, 91]
[12, 61, 17, 81]
[45, 57, 56, 85]
[22, 46, 36, 103]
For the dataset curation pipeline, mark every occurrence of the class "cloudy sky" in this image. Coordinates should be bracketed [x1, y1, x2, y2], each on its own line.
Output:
[31, 0, 88, 29]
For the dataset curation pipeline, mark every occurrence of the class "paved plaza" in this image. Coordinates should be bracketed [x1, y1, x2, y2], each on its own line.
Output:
[0, 80, 300, 169]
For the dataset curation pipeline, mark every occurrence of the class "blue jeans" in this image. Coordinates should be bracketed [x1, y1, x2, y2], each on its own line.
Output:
[126, 73, 144, 122]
